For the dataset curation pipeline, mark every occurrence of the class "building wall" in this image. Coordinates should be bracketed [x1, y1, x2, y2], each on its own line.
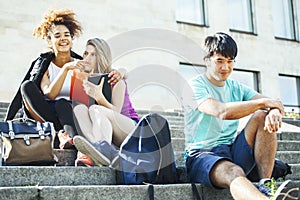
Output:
[0, 0, 299, 112]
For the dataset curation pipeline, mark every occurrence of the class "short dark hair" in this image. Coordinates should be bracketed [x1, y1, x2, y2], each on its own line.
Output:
[203, 32, 237, 59]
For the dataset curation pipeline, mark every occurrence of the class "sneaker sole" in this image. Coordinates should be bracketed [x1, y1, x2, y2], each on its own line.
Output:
[73, 136, 110, 166]
[273, 180, 299, 200]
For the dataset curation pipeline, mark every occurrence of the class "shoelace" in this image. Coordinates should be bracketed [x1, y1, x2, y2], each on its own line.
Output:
[259, 178, 278, 198]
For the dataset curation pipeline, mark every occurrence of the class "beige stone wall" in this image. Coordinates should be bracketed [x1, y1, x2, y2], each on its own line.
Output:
[0, 0, 299, 111]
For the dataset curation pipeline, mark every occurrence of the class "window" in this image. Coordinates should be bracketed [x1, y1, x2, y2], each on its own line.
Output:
[176, 0, 208, 26]
[179, 63, 259, 91]
[229, 0, 255, 33]
[179, 63, 205, 81]
[230, 69, 259, 92]
[272, 0, 298, 40]
[279, 75, 300, 113]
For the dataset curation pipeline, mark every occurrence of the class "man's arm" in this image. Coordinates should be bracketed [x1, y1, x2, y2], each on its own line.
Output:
[198, 94, 284, 120]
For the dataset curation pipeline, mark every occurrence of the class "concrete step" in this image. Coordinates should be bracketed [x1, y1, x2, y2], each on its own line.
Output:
[170, 129, 185, 138]
[55, 139, 300, 167]
[174, 151, 300, 180]
[54, 149, 77, 166]
[277, 140, 300, 151]
[283, 118, 300, 127]
[276, 151, 300, 164]
[136, 110, 184, 118]
[0, 181, 299, 200]
[170, 130, 300, 141]
[174, 150, 300, 167]
[53, 149, 300, 182]
[0, 166, 116, 187]
[0, 184, 221, 200]
[171, 138, 300, 152]
[290, 164, 300, 180]
[278, 131, 300, 140]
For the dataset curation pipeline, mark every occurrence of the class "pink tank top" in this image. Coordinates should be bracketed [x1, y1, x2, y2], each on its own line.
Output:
[120, 81, 140, 121]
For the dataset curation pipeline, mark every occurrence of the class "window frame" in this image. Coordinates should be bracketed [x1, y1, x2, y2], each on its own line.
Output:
[278, 74, 300, 109]
[176, 0, 209, 27]
[179, 63, 260, 92]
[229, 0, 257, 35]
[273, 0, 299, 42]
[230, 68, 260, 92]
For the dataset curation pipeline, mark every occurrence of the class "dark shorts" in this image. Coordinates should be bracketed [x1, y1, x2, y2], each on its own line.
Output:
[185, 130, 256, 188]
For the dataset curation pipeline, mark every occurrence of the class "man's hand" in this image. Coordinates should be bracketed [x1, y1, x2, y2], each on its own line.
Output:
[264, 108, 282, 133]
[263, 98, 285, 115]
[108, 70, 122, 85]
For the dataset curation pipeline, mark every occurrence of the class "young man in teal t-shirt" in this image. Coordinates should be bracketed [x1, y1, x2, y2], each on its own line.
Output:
[184, 32, 293, 199]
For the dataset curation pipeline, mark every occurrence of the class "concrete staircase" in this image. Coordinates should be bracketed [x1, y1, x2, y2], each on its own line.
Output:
[0, 102, 299, 199]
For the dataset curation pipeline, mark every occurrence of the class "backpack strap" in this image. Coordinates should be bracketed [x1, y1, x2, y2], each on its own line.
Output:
[145, 115, 163, 176]
[148, 183, 154, 200]
[143, 182, 154, 200]
[192, 183, 202, 200]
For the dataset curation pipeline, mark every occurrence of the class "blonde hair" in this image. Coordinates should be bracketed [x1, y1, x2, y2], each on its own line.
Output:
[86, 38, 112, 73]
[33, 8, 82, 40]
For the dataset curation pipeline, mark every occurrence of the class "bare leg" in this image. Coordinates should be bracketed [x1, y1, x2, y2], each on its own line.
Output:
[244, 110, 277, 179]
[210, 160, 268, 200]
[89, 105, 136, 147]
[89, 106, 113, 144]
[73, 104, 94, 141]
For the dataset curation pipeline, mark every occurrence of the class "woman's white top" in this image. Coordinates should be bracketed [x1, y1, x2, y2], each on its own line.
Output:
[48, 62, 72, 100]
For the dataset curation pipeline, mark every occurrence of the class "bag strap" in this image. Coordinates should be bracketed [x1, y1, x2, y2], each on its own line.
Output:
[4, 120, 50, 145]
[0, 136, 3, 166]
[192, 183, 202, 200]
[7, 121, 15, 139]
[36, 121, 46, 140]
[144, 115, 163, 177]
[143, 182, 154, 200]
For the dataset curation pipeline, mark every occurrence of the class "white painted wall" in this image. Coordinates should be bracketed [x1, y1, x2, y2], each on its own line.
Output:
[0, 0, 299, 112]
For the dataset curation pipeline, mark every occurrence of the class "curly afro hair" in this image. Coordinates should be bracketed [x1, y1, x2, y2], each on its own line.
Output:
[33, 8, 82, 39]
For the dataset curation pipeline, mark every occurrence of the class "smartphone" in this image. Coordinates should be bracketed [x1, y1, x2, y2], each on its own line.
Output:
[88, 73, 112, 105]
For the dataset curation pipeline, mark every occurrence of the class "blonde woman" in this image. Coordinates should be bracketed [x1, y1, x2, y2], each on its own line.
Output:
[73, 38, 139, 167]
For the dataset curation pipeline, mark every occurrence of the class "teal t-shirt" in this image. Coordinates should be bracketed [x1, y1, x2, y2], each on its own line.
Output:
[184, 74, 258, 154]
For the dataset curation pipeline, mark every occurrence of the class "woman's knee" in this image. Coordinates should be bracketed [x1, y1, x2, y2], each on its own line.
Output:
[55, 99, 70, 109]
[21, 80, 38, 97]
[89, 105, 109, 114]
[74, 104, 88, 115]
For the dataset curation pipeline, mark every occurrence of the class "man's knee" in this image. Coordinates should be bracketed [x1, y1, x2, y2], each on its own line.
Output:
[211, 160, 246, 187]
[252, 110, 268, 124]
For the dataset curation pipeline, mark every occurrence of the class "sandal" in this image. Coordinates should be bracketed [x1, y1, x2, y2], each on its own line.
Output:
[57, 130, 75, 149]
[75, 151, 93, 167]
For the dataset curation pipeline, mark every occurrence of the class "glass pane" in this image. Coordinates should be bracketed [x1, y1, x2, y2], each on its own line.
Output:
[279, 76, 298, 105]
[229, 0, 253, 32]
[230, 70, 257, 91]
[176, 0, 205, 24]
[179, 64, 205, 81]
[272, 0, 295, 39]
[180, 64, 257, 91]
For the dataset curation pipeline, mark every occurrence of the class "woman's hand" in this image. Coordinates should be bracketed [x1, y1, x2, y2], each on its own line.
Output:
[63, 60, 91, 72]
[83, 77, 105, 103]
